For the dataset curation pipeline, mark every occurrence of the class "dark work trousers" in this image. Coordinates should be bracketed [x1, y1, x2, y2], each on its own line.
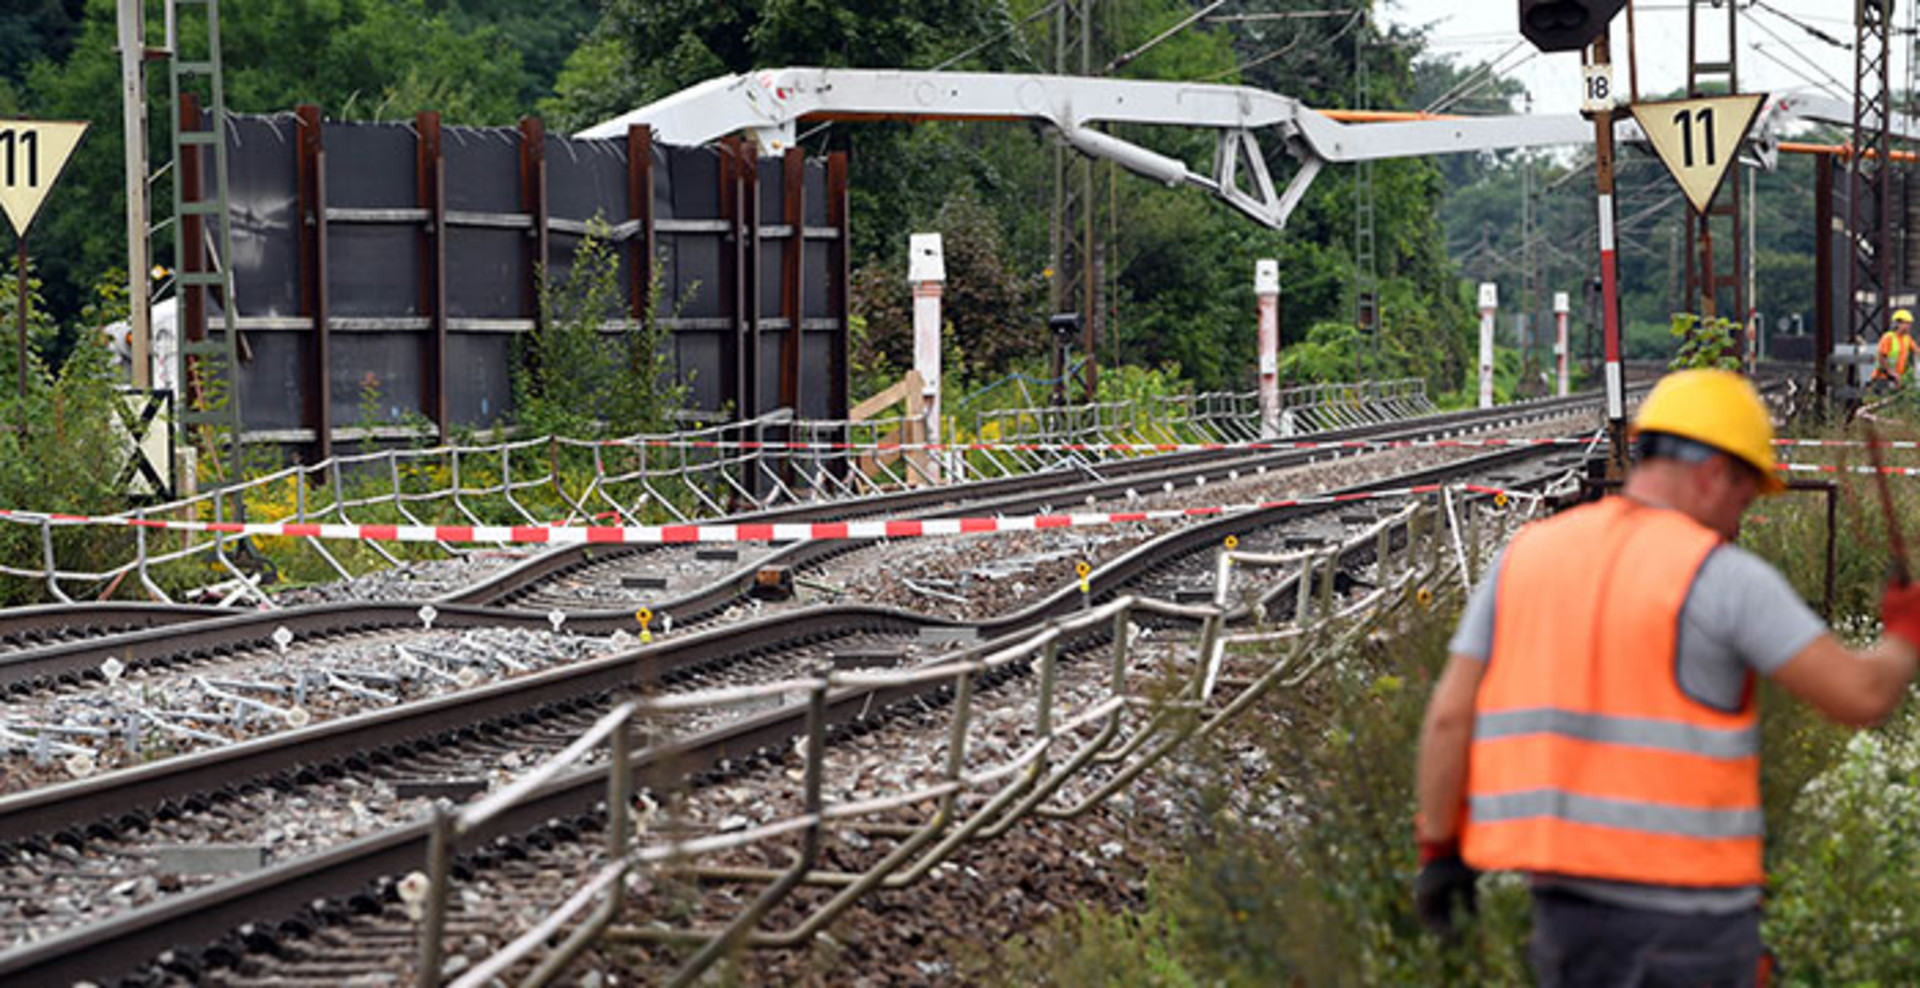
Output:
[1529, 889, 1763, 988]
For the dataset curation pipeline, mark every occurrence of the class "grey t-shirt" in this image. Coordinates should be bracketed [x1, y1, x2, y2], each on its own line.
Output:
[1448, 541, 1826, 914]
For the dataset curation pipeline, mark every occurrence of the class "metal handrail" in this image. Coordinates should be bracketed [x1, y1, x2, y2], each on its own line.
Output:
[410, 486, 1527, 987]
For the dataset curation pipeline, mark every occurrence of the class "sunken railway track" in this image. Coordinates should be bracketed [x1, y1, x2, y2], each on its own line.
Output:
[0, 389, 1606, 703]
[0, 425, 1590, 986]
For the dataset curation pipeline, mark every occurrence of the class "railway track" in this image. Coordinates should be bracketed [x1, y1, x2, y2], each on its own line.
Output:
[0, 396, 1600, 803]
[0, 425, 1588, 985]
[1, 388, 1603, 655]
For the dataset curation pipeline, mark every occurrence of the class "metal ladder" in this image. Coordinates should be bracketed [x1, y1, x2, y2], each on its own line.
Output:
[1352, 6, 1379, 380]
[166, 0, 243, 482]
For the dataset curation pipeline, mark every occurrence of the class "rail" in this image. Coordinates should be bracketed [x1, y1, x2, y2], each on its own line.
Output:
[410, 475, 1530, 987]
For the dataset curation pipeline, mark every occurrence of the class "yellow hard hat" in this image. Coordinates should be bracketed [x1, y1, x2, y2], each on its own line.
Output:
[1631, 369, 1783, 494]
[1897, 309, 1914, 324]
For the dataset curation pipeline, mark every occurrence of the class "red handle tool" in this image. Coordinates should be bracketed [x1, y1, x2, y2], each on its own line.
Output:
[1864, 422, 1912, 586]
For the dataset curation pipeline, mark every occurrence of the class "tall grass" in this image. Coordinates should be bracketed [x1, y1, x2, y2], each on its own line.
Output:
[991, 416, 1920, 985]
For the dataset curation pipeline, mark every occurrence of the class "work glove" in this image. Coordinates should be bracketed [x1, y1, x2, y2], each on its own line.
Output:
[1414, 844, 1478, 938]
[1881, 579, 1920, 649]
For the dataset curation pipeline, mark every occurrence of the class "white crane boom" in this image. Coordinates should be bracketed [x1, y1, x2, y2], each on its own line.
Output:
[577, 68, 1892, 230]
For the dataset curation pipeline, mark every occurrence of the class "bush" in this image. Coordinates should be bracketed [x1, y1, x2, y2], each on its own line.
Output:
[990, 597, 1534, 986]
[516, 222, 686, 437]
[0, 267, 142, 605]
[993, 425, 1920, 984]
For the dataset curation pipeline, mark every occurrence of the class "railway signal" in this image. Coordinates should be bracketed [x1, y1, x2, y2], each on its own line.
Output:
[1518, 0, 1629, 53]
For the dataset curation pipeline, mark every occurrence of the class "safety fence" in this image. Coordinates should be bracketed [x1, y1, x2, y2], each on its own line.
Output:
[407, 481, 1550, 987]
[0, 381, 1429, 607]
[0, 483, 1542, 550]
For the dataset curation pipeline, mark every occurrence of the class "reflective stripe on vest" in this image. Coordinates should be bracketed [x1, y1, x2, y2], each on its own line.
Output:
[1461, 497, 1763, 887]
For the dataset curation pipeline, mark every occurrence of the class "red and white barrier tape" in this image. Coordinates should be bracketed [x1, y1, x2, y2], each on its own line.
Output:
[1777, 462, 1920, 477]
[0, 484, 1533, 546]
[1774, 438, 1920, 450]
[595, 434, 1920, 455]
[597, 436, 1606, 455]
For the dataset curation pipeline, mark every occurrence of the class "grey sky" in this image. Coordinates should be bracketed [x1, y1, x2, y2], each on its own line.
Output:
[1377, 0, 1883, 117]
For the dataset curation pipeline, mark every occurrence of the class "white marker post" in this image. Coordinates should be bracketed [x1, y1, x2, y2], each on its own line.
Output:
[909, 233, 945, 481]
[1478, 283, 1498, 409]
[1554, 291, 1571, 397]
[1255, 259, 1281, 438]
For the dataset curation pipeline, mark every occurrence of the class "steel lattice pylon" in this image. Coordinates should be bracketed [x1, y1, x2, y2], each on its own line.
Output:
[1851, 0, 1895, 345]
[1683, 0, 1746, 325]
[1353, 8, 1378, 379]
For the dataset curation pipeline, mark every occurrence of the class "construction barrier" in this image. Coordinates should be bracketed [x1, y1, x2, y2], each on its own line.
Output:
[589, 434, 1920, 455]
[0, 484, 1535, 547]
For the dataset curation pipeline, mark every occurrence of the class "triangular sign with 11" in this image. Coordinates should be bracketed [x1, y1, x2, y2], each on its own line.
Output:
[0, 119, 89, 238]
[1628, 95, 1764, 215]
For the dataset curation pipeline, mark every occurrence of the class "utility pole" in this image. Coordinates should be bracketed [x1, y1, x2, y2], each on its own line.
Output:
[1683, 0, 1744, 327]
[1519, 0, 1629, 470]
[1050, 0, 1101, 403]
[1851, 0, 1894, 349]
[1522, 104, 1536, 392]
[117, 0, 152, 388]
[1590, 32, 1628, 475]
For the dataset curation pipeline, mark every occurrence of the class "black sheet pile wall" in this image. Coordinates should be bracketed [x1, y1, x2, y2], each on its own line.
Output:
[188, 110, 849, 459]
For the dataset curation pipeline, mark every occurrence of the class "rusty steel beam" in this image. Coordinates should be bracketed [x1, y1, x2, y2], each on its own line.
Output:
[294, 105, 331, 462]
[780, 148, 805, 417]
[416, 111, 448, 443]
[519, 116, 549, 345]
[742, 142, 764, 425]
[626, 125, 656, 325]
[719, 138, 746, 420]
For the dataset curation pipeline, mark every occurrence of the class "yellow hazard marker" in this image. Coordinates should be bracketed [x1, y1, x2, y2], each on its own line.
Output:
[1494, 492, 1510, 509]
[635, 607, 654, 644]
[1075, 561, 1092, 595]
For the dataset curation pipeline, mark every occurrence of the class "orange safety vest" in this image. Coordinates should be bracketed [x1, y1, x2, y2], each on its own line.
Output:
[1877, 331, 1913, 380]
[1461, 497, 1763, 887]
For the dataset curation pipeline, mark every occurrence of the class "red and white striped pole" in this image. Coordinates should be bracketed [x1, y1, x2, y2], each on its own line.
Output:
[1745, 309, 1758, 373]
[1478, 282, 1498, 409]
[1554, 291, 1571, 397]
[910, 233, 945, 473]
[1256, 259, 1281, 437]
[1590, 33, 1627, 471]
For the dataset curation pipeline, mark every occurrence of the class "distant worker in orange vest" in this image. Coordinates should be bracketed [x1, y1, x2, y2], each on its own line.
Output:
[1873, 308, 1915, 387]
[1413, 369, 1920, 986]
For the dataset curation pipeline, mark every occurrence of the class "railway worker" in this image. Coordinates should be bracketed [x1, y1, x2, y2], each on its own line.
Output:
[1872, 308, 1915, 388]
[1411, 368, 1920, 986]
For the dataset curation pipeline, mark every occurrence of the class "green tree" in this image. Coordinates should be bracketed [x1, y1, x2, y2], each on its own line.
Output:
[16, 0, 533, 326]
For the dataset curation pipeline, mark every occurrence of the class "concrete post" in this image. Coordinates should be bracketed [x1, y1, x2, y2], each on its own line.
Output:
[909, 233, 945, 479]
[1554, 291, 1570, 397]
[1478, 283, 1498, 409]
[1255, 259, 1281, 438]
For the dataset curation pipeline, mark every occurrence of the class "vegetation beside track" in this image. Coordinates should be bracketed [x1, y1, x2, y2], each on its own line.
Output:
[985, 422, 1920, 986]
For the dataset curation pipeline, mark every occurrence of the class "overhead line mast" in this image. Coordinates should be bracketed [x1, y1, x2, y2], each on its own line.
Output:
[1851, 0, 1896, 352]
[1683, 0, 1747, 326]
